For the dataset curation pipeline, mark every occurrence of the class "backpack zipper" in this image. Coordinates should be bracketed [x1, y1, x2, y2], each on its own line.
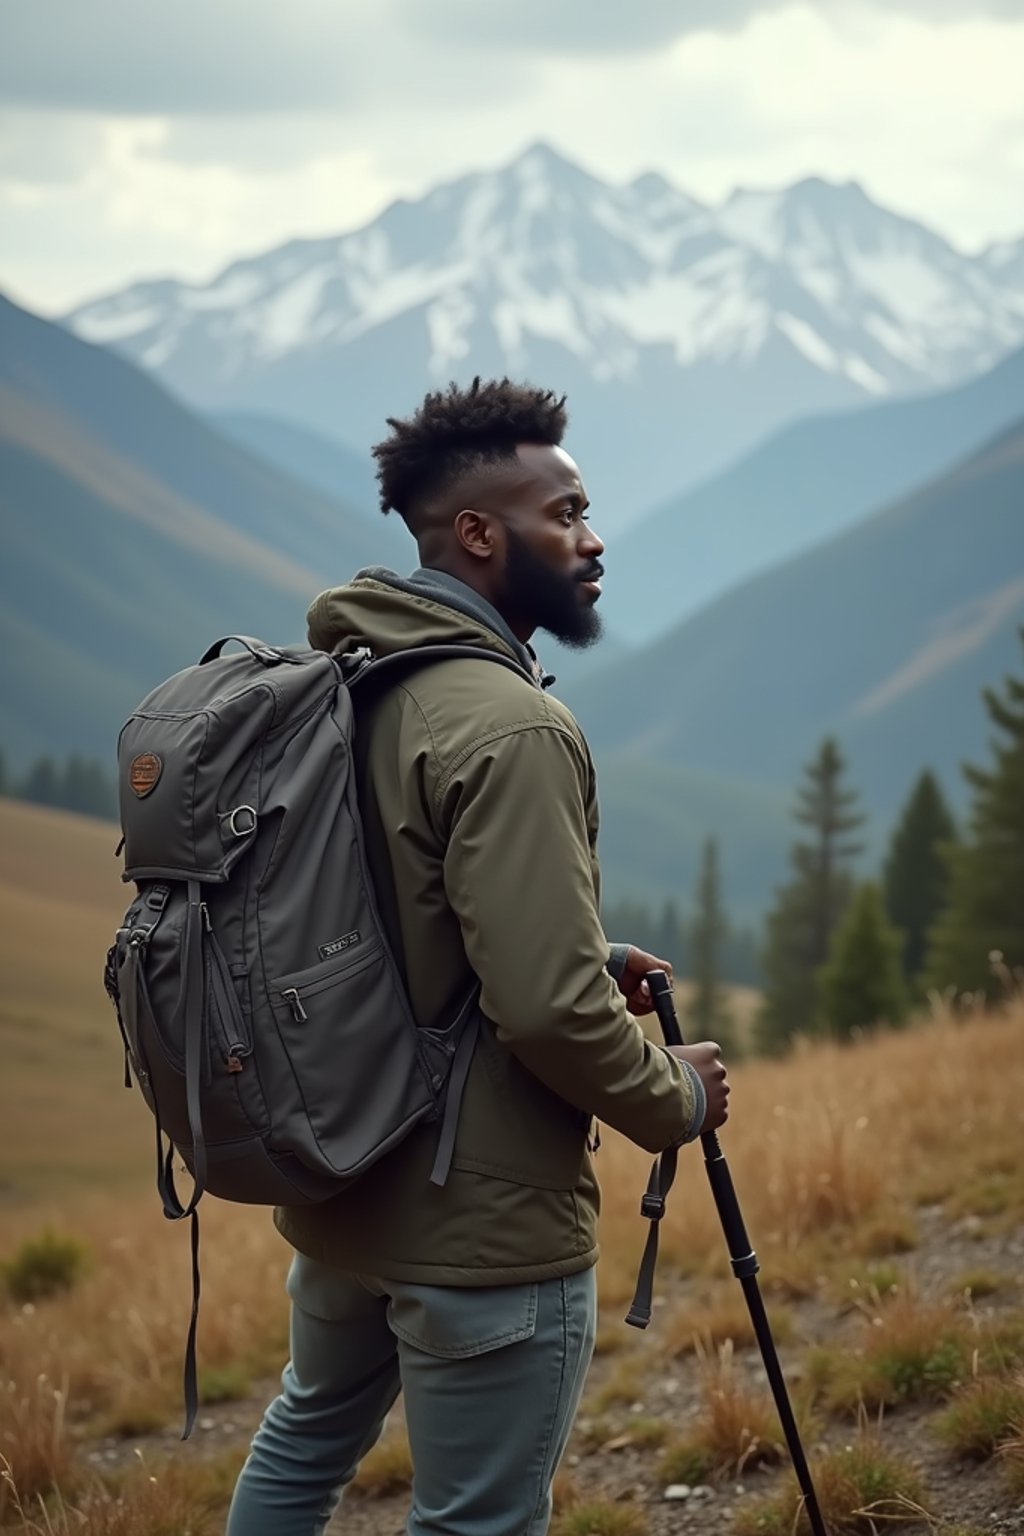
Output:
[282, 988, 308, 1022]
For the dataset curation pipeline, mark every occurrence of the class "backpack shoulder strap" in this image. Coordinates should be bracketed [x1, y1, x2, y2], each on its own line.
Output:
[343, 643, 533, 692]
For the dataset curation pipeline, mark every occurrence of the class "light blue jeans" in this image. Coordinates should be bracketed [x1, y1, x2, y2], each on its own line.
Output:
[226, 1254, 597, 1536]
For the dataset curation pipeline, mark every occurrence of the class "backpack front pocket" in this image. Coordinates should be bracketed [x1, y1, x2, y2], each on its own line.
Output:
[269, 938, 435, 1178]
[271, 938, 385, 1023]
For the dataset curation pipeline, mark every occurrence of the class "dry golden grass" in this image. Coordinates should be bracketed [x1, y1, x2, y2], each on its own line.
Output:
[1, 1447, 246, 1536]
[937, 1373, 1024, 1460]
[2, 800, 1024, 1527]
[665, 1284, 794, 1356]
[0, 800, 151, 1198]
[806, 1290, 974, 1413]
[658, 1340, 787, 1484]
[732, 1426, 931, 1534]
[350, 1432, 413, 1498]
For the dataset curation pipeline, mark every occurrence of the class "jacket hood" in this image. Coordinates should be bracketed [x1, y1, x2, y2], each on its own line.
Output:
[306, 567, 549, 686]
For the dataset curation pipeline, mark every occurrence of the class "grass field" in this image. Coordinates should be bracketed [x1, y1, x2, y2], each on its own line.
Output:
[1, 798, 1023, 1534]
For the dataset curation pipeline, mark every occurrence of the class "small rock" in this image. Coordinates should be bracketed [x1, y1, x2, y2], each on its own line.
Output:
[691, 1484, 716, 1500]
[663, 1484, 691, 1501]
[567, 1453, 580, 1467]
[199, 1416, 216, 1431]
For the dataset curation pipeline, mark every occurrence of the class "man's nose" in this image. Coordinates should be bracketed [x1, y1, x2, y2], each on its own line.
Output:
[578, 524, 604, 557]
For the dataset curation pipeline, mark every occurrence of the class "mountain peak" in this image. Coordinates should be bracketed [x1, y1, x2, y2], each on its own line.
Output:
[507, 140, 582, 181]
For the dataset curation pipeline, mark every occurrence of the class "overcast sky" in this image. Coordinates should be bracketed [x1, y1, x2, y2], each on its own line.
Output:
[2, 0, 1023, 315]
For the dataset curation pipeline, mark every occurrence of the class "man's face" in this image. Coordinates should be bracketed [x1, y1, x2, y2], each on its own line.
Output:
[493, 443, 605, 649]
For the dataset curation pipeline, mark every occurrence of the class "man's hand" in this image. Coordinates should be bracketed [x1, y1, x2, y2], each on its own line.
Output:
[669, 1042, 730, 1133]
[614, 945, 673, 1017]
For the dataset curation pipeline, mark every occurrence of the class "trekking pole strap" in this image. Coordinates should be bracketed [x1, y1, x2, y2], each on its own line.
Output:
[624, 1144, 678, 1329]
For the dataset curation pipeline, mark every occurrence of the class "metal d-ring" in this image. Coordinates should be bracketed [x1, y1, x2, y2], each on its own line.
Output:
[228, 804, 257, 837]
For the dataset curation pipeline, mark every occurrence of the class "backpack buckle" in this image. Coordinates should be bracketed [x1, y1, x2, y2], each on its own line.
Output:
[640, 1193, 666, 1221]
[335, 647, 374, 680]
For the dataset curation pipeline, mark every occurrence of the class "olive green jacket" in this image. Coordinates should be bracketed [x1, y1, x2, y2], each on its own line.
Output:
[275, 569, 696, 1284]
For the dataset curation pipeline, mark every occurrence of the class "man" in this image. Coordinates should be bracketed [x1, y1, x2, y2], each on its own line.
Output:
[227, 378, 729, 1536]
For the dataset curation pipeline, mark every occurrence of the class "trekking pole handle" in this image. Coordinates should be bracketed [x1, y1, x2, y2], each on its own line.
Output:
[645, 970, 723, 1158]
[645, 969, 683, 1046]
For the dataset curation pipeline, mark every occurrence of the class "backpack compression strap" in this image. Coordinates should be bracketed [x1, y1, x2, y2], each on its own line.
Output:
[119, 879, 208, 1437]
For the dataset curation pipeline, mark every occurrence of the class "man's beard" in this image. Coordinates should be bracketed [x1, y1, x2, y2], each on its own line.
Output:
[499, 528, 604, 650]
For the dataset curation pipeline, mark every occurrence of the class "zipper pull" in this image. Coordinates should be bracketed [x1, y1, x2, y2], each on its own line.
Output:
[282, 987, 308, 1022]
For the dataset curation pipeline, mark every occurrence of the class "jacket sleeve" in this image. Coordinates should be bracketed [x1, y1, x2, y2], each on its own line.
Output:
[435, 719, 696, 1154]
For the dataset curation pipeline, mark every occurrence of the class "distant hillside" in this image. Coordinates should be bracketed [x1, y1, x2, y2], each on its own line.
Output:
[0, 797, 149, 1196]
[570, 415, 1024, 819]
[212, 409, 382, 521]
[606, 342, 1024, 642]
[0, 293, 411, 764]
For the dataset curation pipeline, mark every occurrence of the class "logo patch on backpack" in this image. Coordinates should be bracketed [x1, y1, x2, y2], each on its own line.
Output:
[130, 753, 163, 798]
[318, 931, 361, 961]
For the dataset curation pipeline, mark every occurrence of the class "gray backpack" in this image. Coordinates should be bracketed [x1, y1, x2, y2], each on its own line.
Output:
[104, 633, 521, 1432]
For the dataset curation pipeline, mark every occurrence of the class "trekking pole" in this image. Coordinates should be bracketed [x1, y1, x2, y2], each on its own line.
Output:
[645, 970, 829, 1536]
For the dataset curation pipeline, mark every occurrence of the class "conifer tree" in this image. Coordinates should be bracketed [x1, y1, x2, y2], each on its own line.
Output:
[818, 882, 908, 1039]
[923, 630, 1024, 997]
[883, 770, 956, 985]
[19, 756, 60, 808]
[61, 755, 117, 819]
[755, 737, 864, 1054]
[690, 839, 738, 1056]
[654, 897, 685, 976]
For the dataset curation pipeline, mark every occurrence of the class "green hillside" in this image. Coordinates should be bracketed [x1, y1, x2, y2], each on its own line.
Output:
[0, 294, 410, 763]
[571, 415, 1024, 820]
[213, 408, 382, 520]
[606, 343, 1024, 641]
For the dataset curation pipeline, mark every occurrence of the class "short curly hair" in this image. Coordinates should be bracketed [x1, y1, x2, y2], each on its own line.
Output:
[372, 376, 568, 528]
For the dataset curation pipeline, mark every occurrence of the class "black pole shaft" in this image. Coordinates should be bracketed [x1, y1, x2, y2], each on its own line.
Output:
[646, 970, 828, 1536]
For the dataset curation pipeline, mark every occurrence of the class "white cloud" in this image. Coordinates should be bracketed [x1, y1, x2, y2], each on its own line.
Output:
[1, 4, 1022, 312]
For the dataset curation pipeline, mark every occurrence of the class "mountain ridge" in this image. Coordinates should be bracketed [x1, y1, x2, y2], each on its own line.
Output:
[568, 411, 1024, 817]
[64, 143, 1024, 528]
[604, 340, 1024, 640]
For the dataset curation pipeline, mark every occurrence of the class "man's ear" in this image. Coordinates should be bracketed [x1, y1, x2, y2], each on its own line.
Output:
[454, 508, 500, 563]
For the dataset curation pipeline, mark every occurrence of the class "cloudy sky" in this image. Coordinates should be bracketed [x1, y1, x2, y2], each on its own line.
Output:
[2, 0, 1023, 315]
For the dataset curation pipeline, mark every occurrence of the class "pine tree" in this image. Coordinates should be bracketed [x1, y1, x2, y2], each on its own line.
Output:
[755, 737, 865, 1054]
[689, 839, 738, 1056]
[61, 755, 118, 819]
[882, 770, 956, 986]
[603, 898, 653, 953]
[654, 897, 685, 976]
[818, 883, 908, 1039]
[19, 756, 61, 808]
[923, 629, 1024, 998]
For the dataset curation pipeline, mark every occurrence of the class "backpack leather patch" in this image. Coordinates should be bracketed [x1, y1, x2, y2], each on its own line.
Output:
[130, 752, 162, 797]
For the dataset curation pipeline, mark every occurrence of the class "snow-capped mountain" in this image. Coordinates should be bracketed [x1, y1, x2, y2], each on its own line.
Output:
[66, 144, 1024, 527]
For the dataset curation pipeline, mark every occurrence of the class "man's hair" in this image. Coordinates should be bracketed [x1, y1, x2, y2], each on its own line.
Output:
[372, 376, 568, 528]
